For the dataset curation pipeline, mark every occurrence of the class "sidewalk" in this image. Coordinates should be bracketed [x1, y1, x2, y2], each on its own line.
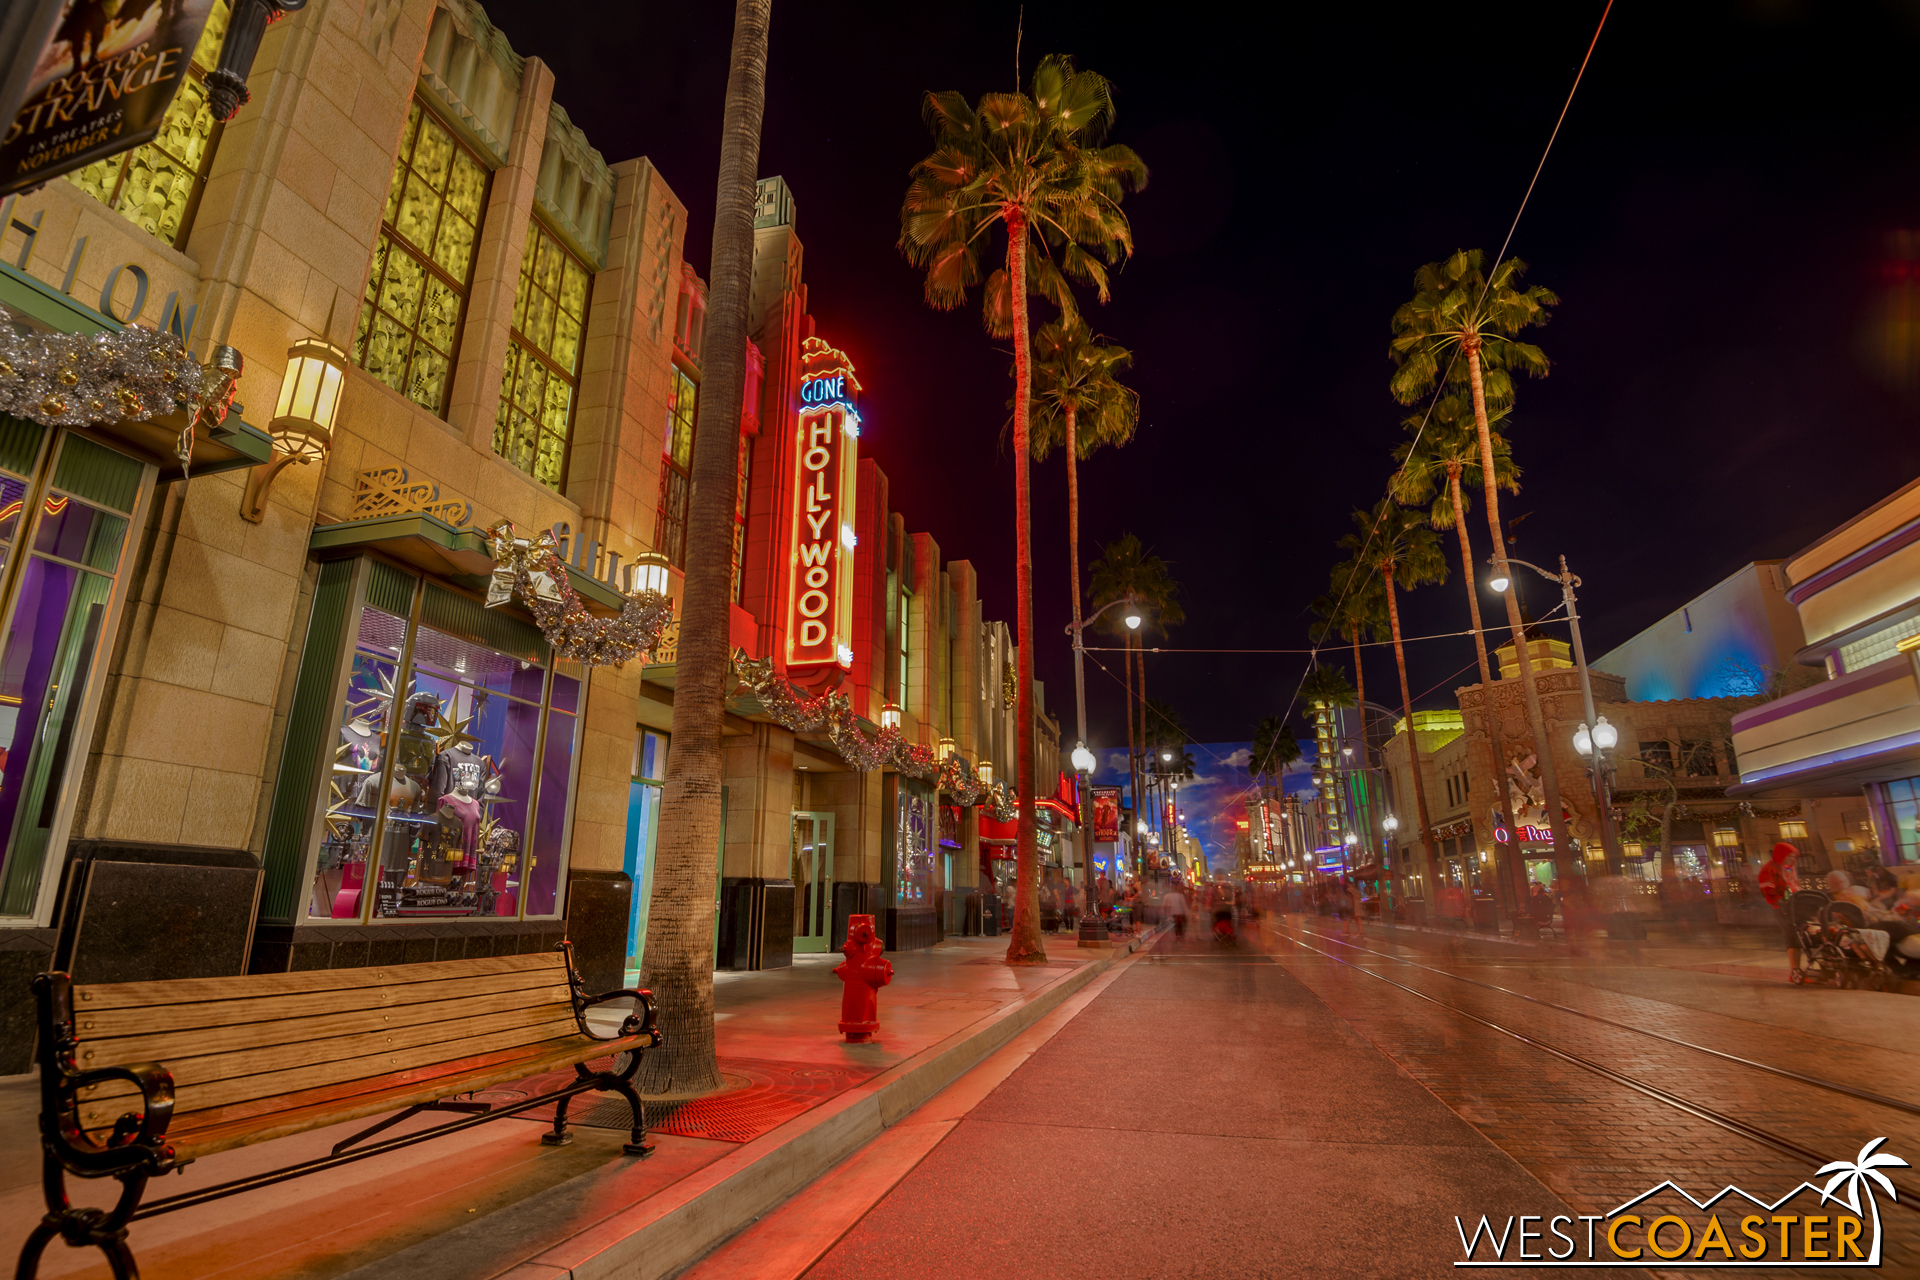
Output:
[0, 929, 1157, 1280]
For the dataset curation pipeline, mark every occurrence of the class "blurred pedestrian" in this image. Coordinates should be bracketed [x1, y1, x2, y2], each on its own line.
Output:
[1758, 842, 1802, 978]
[1345, 878, 1364, 939]
[1161, 884, 1189, 941]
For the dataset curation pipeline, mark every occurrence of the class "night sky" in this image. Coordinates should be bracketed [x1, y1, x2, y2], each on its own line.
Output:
[484, 0, 1920, 746]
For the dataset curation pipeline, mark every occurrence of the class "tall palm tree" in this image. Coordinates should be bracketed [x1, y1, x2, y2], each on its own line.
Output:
[639, 0, 773, 1096]
[1388, 250, 1576, 883]
[1309, 558, 1386, 722]
[1391, 398, 1521, 899]
[901, 56, 1146, 964]
[1339, 500, 1448, 893]
[1090, 534, 1182, 869]
[1029, 317, 1138, 759]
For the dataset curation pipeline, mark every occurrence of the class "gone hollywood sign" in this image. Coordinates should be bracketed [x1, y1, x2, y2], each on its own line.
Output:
[784, 337, 861, 678]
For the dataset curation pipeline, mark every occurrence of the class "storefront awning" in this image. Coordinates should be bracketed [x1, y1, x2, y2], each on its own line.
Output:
[309, 511, 625, 616]
[0, 263, 272, 482]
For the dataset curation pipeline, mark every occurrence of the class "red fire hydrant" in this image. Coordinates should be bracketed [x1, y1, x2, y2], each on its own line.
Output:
[834, 914, 893, 1042]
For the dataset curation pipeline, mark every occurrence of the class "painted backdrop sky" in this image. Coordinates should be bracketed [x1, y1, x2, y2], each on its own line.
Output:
[1090, 741, 1316, 863]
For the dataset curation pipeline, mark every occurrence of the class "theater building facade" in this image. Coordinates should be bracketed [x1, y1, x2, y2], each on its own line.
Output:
[0, 0, 1062, 1072]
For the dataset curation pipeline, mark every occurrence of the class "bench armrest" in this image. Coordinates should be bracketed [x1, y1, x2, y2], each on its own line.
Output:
[32, 973, 178, 1177]
[577, 987, 661, 1044]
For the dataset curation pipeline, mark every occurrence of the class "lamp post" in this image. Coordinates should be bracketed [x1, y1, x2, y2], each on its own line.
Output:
[1070, 741, 1104, 943]
[1486, 554, 1621, 876]
[1062, 596, 1140, 942]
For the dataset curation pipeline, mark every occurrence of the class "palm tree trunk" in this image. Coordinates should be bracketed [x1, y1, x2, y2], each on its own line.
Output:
[1383, 566, 1439, 895]
[1448, 463, 1515, 911]
[1465, 342, 1576, 886]
[638, 0, 772, 1095]
[1066, 407, 1082, 636]
[1004, 210, 1047, 965]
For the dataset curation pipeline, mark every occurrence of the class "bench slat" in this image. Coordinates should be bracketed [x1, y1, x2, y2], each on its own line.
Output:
[78, 985, 580, 1068]
[71, 951, 566, 1012]
[159, 1034, 643, 1162]
[75, 970, 571, 1040]
[77, 1019, 594, 1127]
[75, 1005, 580, 1101]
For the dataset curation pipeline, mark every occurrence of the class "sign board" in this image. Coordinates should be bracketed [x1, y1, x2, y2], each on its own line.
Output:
[783, 336, 860, 676]
[1, 0, 221, 198]
[1091, 786, 1120, 843]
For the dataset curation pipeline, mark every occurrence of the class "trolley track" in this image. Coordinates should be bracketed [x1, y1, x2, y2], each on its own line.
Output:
[1263, 923, 1920, 1216]
[1287, 920, 1920, 1119]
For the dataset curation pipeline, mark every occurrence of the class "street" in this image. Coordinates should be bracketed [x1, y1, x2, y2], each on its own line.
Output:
[770, 919, 1920, 1278]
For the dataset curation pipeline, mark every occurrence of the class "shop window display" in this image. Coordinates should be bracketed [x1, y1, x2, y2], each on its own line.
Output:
[304, 566, 580, 922]
[893, 784, 932, 907]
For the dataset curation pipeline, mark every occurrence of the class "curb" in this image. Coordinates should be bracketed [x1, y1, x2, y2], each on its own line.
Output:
[350, 928, 1163, 1280]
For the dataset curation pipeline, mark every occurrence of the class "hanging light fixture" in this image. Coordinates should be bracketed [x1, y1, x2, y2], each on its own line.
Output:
[242, 336, 347, 523]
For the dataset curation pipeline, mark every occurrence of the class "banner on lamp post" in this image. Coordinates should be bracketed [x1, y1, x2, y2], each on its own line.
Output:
[1, 0, 221, 198]
[1091, 786, 1121, 843]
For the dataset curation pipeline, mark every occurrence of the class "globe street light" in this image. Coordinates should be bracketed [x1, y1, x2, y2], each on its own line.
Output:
[1068, 740, 1105, 944]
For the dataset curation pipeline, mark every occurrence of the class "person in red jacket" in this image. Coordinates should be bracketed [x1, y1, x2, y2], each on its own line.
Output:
[1758, 842, 1803, 979]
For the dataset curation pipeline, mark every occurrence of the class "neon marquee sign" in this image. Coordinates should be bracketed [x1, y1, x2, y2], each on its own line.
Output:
[785, 337, 862, 675]
[1493, 824, 1554, 844]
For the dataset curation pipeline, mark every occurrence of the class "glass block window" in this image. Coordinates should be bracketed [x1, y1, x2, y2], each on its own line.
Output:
[494, 221, 591, 488]
[1838, 614, 1920, 673]
[354, 101, 490, 416]
[655, 369, 697, 566]
[63, 3, 230, 250]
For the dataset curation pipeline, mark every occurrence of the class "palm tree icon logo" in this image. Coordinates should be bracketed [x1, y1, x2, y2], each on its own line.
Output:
[1817, 1137, 1910, 1264]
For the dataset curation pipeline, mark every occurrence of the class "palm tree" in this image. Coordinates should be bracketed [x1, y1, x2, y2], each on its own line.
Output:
[1818, 1136, 1909, 1264]
[1391, 397, 1521, 899]
[1029, 317, 1138, 760]
[1089, 534, 1182, 873]
[1249, 716, 1301, 799]
[1339, 500, 1448, 892]
[1389, 250, 1575, 883]
[901, 56, 1146, 964]
[639, 0, 773, 1096]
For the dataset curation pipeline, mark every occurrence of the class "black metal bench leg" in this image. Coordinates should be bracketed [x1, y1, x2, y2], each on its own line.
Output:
[599, 1051, 654, 1157]
[541, 1094, 574, 1146]
[17, 1156, 147, 1280]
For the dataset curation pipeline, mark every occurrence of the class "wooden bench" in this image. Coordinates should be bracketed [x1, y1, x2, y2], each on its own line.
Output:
[20, 942, 660, 1280]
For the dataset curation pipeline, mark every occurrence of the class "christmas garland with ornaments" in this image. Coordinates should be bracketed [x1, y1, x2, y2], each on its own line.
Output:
[732, 650, 1018, 819]
[484, 521, 675, 666]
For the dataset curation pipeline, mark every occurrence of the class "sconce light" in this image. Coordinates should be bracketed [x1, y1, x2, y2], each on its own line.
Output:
[977, 761, 993, 788]
[623, 550, 672, 598]
[206, 0, 309, 122]
[937, 736, 956, 761]
[881, 702, 902, 731]
[242, 337, 347, 523]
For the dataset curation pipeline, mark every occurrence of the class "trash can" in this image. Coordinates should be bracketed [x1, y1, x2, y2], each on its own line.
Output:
[1470, 897, 1498, 933]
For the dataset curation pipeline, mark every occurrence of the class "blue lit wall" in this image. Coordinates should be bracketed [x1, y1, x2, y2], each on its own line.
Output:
[1592, 562, 1808, 702]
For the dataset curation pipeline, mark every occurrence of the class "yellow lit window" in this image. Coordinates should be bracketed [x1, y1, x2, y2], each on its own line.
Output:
[1779, 820, 1808, 840]
[354, 101, 489, 416]
[654, 370, 697, 566]
[494, 220, 591, 488]
[63, 4, 230, 250]
[1712, 829, 1740, 848]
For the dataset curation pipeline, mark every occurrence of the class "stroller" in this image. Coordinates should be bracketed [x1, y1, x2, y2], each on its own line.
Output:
[1787, 890, 1899, 991]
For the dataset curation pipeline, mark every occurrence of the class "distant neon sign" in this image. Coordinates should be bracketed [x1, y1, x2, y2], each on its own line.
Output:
[799, 373, 849, 406]
[1494, 824, 1554, 844]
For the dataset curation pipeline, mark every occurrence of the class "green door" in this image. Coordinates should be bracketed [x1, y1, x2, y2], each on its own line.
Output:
[791, 811, 834, 952]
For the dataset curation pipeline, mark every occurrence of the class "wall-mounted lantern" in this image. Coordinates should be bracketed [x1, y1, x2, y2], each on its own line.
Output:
[207, 1, 310, 122]
[241, 337, 345, 522]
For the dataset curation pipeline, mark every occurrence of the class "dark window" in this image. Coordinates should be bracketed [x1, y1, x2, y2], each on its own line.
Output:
[1639, 740, 1674, 774]
[1680, 738, 1716, 778]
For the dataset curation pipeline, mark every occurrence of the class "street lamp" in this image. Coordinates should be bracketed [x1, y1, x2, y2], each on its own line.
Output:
[1064, 594, 1141, 941]
[1383, 814, 1399, 835]
[1489, 555, 1621, 876]
[1068, 740, 1104, 943]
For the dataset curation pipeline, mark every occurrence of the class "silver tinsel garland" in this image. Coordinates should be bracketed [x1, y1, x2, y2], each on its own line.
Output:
[0, 323, 207, 428]
[484, 522, 675, 667]
[732, 649, 1018, 821]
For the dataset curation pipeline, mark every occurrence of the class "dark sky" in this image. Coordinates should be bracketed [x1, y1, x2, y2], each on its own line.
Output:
[485, 0, 1920, 746]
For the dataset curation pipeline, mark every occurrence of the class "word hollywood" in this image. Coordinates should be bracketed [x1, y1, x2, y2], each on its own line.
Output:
[1456, 1138, 1908, 1267]
[783, 338, 862, 672]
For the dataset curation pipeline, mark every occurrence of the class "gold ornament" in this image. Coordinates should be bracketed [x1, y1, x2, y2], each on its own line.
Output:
[56, 368, 78, 386]
[39, 395, 66, 417]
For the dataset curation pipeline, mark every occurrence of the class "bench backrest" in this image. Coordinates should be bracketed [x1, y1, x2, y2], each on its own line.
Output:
[65, 951, 583, 1142]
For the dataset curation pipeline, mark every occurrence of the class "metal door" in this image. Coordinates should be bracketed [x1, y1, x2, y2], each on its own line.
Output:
[790, 811, 834, 952]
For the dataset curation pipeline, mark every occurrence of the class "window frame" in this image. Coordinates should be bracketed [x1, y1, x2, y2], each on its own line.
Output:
[353, 98, 493, 418]
[655, 366, 699, 567]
